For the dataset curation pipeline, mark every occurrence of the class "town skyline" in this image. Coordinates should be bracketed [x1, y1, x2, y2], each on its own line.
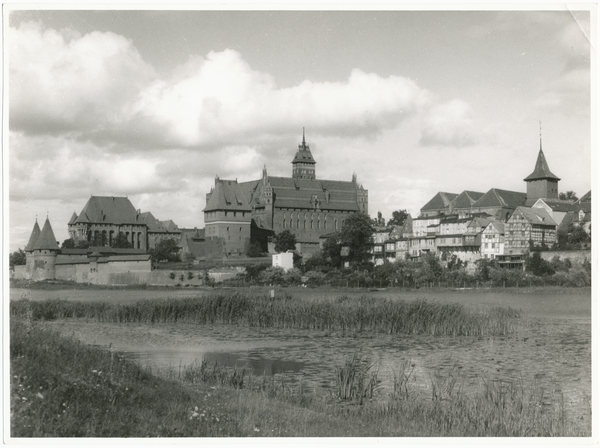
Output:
[6, 7, 595, 253]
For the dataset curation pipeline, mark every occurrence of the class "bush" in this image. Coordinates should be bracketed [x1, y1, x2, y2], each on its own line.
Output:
[304, 270, 326, 286]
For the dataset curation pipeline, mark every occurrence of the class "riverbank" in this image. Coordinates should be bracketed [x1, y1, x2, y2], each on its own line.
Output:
[10, 318, 589, 437]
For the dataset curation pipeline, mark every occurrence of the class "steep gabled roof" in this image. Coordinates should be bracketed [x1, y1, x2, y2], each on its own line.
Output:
[291, 131, 316, 165]
[578, 190, 591, 203]
[472, 188, 527, 209]
[533, 198, 578, 213]
[204, 179, 253, 212]
[25, 220, 41, 251]
[159, 220, 179, 232]
[485, 220, 505, 234]
[67, 212, 78, 225]
[524, 149, 560, 181]
[32, 217, 59, 251]
[420, 192, 458, 212]
[449, 190, 485, 209]
[139, 211, 160, 231]
[75, 196, 140, 225]
[514, 206, 557, 226]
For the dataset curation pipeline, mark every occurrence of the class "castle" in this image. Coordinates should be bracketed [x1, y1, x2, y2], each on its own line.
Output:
[203, 130, 368, 259]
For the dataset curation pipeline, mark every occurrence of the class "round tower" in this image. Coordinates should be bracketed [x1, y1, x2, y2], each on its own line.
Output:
[31, 217, 60, 281]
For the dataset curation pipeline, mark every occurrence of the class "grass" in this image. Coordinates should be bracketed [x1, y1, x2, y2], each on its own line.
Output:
[10, 316, 589, 437]
[10, 292, 522, 337]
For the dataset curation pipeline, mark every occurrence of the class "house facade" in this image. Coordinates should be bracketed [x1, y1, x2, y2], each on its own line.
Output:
[504, 206, 557, 255]
[481, 221, 505, 260]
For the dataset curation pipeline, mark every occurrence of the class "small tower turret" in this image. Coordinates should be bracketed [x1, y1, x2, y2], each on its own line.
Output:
[291, 128, 317, 180]
[524, 127, 560, 202]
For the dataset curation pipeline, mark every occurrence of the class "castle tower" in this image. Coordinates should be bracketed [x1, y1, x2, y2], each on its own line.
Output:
[524, 132, 560, 202]
[30, 217, 60, 280]
[291, 128, 316, 180]
[261, 165, 274, 227]
[24, 219, 41, 274]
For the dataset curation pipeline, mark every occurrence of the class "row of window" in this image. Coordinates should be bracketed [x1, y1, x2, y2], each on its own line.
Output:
[205, 211, 247, 219]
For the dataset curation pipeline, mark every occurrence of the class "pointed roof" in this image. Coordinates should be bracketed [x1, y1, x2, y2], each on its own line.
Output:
[513, 206, 557, 226]
[32, 217, 59, 251]
[524, 149, 560, 182]
[449, 190, 485, 209]
[204, 179, 253, 212]
[25, 220, 41, 251]
[67, 212, 78, 225]
[420, 192, 458, 212]
[75, 196, 140, 225]
[578, 190, 591, 203]
[472, 188, 527, 209]
[291, 129, 316, 165]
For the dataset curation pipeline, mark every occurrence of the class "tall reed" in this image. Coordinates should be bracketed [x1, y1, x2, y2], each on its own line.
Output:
[11, 293, 521, 337]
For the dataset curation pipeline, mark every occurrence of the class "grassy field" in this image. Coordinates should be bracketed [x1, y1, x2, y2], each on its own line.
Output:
[10, 316, 588, 437]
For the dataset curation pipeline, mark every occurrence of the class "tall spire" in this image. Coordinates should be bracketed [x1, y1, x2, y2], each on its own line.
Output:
[292, 128, 316, 179]
[524, 124, 560, 182]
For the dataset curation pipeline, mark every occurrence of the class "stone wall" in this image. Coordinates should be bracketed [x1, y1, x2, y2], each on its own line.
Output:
[540, 250, 591, 264]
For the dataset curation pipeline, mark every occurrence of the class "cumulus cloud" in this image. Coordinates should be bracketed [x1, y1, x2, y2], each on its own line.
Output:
[419, 99, 479, 147]
[9, 22, 435, 151]
[9, 21, 156, 135]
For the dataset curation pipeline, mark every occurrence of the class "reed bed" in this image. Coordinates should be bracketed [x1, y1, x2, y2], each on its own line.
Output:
[11, 293, 521, 336]
[11, 318, 587, 437]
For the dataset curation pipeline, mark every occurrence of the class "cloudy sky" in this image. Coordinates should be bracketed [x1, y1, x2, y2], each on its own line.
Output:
[5, 7, 594, 252]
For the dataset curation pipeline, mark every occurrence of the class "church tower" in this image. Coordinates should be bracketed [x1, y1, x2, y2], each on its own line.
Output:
[291, 128, 316, 180]
[524, 131, 560, 202]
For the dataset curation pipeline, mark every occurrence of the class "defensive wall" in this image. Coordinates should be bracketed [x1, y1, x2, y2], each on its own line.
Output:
[539, 250, 591, 264]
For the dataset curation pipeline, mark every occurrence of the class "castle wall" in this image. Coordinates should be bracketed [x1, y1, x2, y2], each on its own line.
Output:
[539, 250, 591, 264]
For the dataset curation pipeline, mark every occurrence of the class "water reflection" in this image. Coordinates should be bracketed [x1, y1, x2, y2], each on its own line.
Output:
[123, 347, 306, 376]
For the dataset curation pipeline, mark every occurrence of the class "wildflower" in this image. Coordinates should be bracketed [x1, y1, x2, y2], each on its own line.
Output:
[195, 406, 198, 411]
[254, 428, 260, 432]
[36, 393, 44, 399]
[92, 370, 97, 373]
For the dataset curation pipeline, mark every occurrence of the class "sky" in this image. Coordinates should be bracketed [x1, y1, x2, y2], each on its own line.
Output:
[4, 6, 596, 253]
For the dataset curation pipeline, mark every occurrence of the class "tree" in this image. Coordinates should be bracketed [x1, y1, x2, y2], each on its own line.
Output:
[387, 209, 409, 227]
[246, 241, 265, 257]
[371, 211, 385, 226]
[559, 191, 578, 201]
[150, 238, 181, 262]
[76, 240, 91, 249]
[273, 230, 297, 253]
[10, 249, 26, 269]
[339, 213, 374, 265]
[112, 232, 133, 249]
[567, 223, 590, 246]
[321, 233, 342, 267]
[526, 251, 554, 277]
[61, 238, 75, 249]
